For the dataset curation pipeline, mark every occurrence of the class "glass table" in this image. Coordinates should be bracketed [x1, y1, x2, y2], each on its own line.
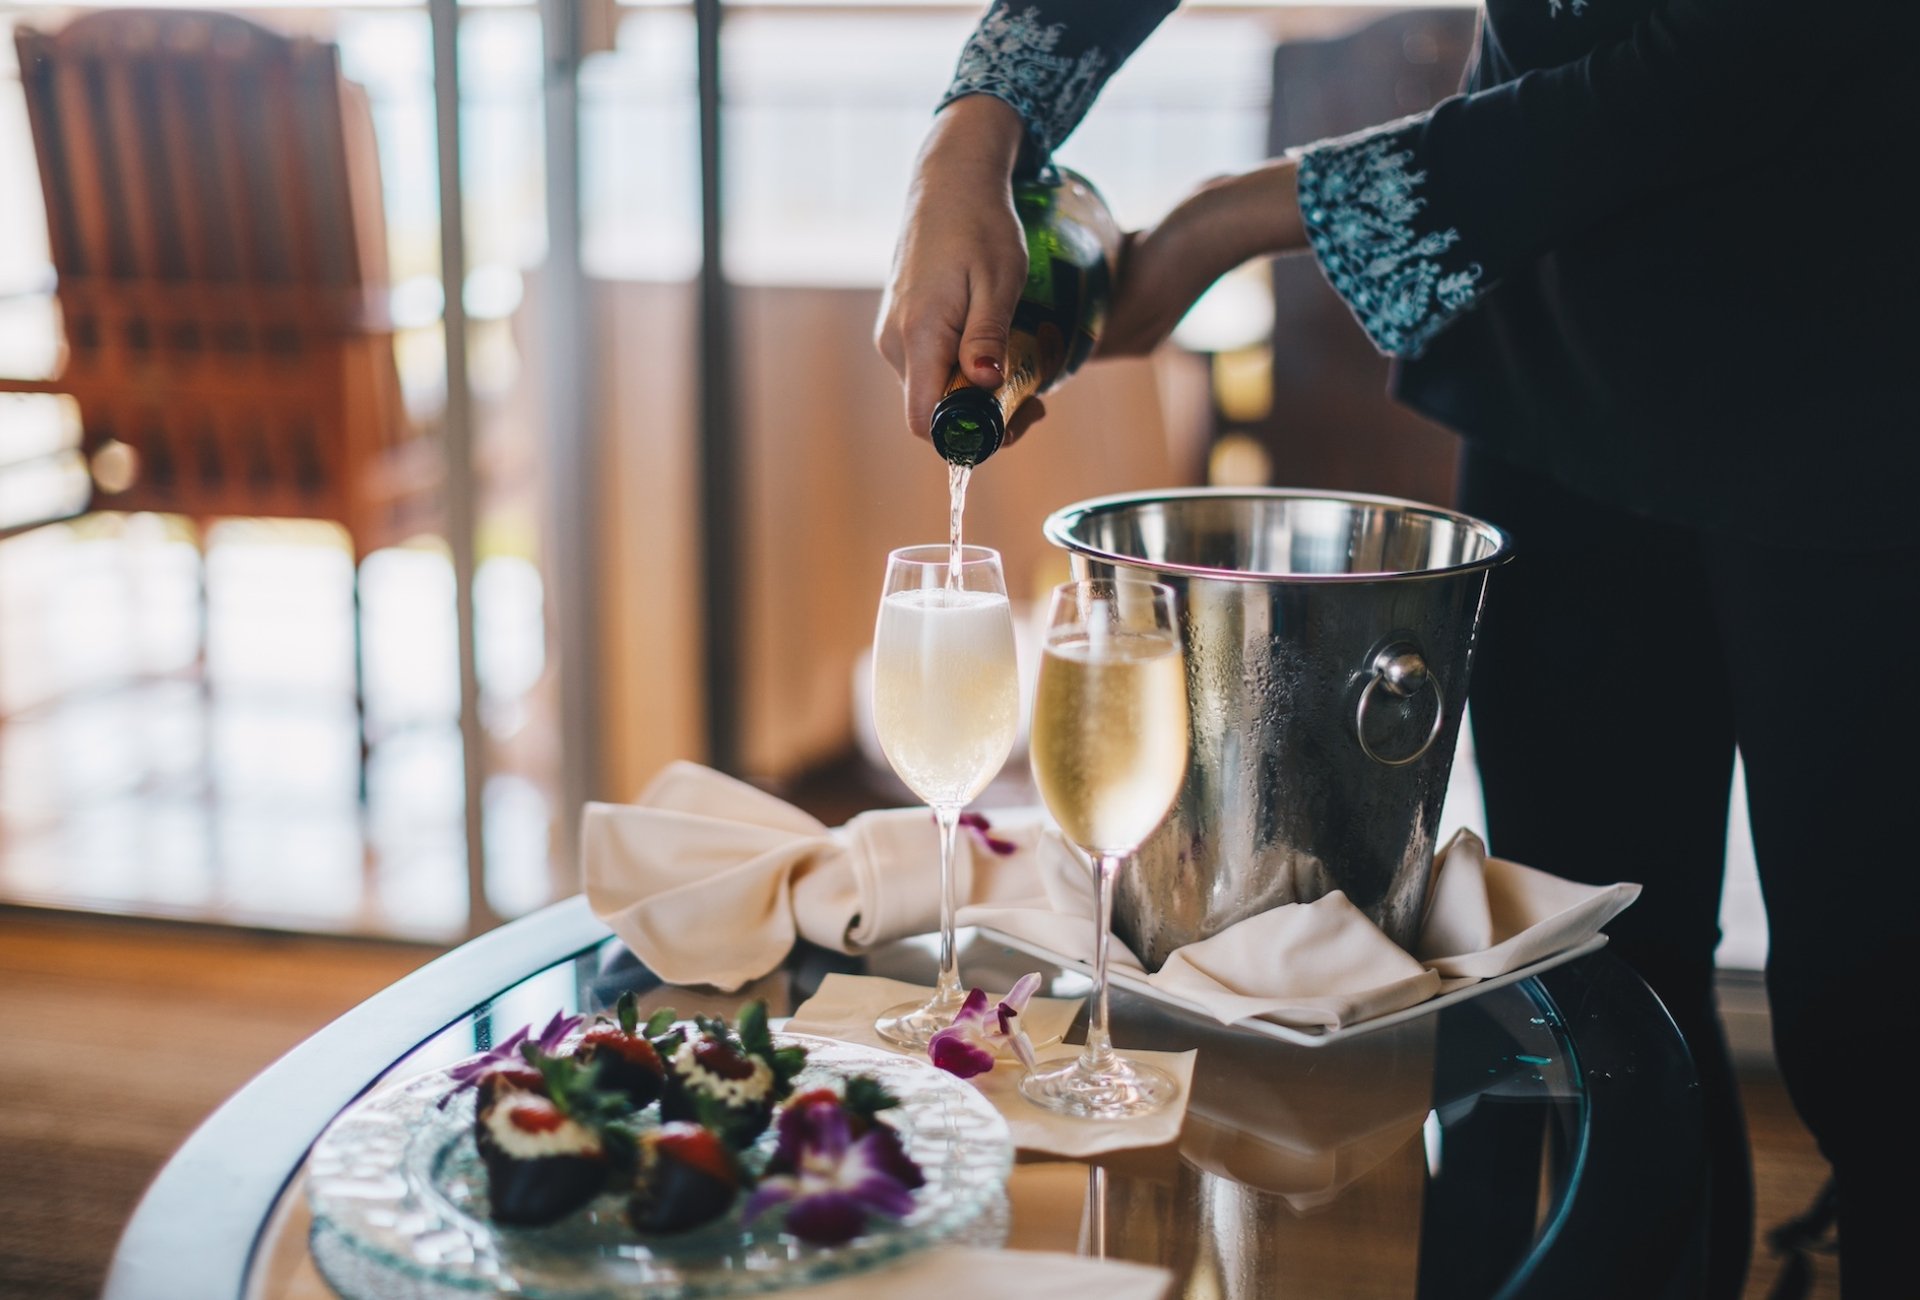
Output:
[104, 896, 1707, 1299]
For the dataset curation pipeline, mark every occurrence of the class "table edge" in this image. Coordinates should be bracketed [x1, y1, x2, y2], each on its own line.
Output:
[103, 894, 612, 1300]
[1503, 956, 1707, 1298]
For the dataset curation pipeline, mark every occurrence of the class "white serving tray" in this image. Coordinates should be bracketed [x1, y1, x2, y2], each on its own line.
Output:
[974, 926, 1609, 1048]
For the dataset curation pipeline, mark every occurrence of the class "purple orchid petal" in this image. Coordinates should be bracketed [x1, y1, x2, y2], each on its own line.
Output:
[806, 1099, 852, 1160]
[742, 1178, 796, 1225]
[950, 986, 992, 1029]
[846, 1172, 916, 1219]
[1002, 972, 1040, 1012]
[928, 1025, 996, 1079]
[927, 973, 1044, 1078]
[445, 1059, 490, 1087]
[856, 1125, 926, 1193]
[784, 1190, 873, 1246]
[438, 1023, 539, 1104]
[752, 1097, 925, 1246]
[473, 1024, 533, 1068]
[534, 1010, 583, 1055]
[994, 972, 1041, 1033]
[768, 1110, 806, 1174]
[957, 811, 1019, 856]
[1005, 1018, 1040, 1073]
[833, 1132, 917, 1216]
[771, 1096, 850, 1172]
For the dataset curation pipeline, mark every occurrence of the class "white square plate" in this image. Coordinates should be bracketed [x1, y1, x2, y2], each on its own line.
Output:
[974, 927, 1609, 1048]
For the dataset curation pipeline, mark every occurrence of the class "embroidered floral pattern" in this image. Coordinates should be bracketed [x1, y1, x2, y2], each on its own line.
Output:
[941, 3, 1109, 157]
[1296, 124, 1487, 359]
[1547, 0, 1591, 16]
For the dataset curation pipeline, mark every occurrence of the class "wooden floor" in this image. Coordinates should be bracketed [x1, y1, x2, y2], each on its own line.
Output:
[0, 908, 1838, 1300]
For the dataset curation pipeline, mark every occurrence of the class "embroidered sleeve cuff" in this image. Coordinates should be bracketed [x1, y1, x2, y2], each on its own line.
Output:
[1294, 117, 1488, 360]
[937, 2, 1112, 162]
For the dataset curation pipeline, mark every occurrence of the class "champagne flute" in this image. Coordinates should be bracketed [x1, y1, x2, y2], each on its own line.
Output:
[1022, 578, 1189, 1118]
[869, 544, 1021, 1048]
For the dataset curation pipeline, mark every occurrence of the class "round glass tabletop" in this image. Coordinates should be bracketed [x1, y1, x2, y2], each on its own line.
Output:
[227, 920, 1699, 1300]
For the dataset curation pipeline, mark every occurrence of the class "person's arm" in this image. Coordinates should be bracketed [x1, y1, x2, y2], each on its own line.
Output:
[875, 0, 1178, 443]
[1293, 0, 1835, 358]
[937, 0, 1180, 174]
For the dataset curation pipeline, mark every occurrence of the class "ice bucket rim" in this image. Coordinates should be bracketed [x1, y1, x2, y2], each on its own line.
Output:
[1043, 486, 1515, 584]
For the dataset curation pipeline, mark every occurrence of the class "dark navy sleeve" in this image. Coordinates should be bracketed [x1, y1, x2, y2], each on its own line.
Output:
[938, 1, 1180, 163]
[1295, 0, 1837, 358]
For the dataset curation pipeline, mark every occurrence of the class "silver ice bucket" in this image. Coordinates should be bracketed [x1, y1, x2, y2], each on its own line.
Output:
[1044, 488, 1513, 967]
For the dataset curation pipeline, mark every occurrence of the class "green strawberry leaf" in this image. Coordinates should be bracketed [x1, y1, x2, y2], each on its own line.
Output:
[769, 1047, 809, 1098]
[841, 1074, 901, 1122]
[736, 1000, 773, 1058]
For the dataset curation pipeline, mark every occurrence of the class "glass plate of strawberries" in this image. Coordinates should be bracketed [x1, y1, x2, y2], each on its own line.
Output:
[307, 998, 1013, 1299]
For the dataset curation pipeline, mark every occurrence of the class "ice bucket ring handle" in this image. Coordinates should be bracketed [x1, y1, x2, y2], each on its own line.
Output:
[1356, 643, 1445, 768]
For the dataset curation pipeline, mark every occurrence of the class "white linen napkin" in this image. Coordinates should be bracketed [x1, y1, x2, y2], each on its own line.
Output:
[965, 1044, 1196, 1159]
[961, 827, 1640, 1031]
[784, 973, 1084, 1058]
[795, 1247, 1172, 1300]
[583, 762, 1043, 991]
[785, 973, 1194, 1159]
[585, 762, 1640, 1031]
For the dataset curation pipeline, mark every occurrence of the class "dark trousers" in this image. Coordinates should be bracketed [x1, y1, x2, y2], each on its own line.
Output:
[1456, 446, 1919, 1300]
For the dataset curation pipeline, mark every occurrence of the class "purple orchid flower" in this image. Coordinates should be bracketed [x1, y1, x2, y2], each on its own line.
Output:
[957, 810, 1018, 856]
[744, 1098, 922, 1245]
[439, 1009, 582, 1106]
[926, 973, 1041, 1080]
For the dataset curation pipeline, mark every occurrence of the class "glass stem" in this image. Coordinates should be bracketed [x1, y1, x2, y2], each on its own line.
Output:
[1082, 853, 1120, 1073]
[932, 804, 963, 1009]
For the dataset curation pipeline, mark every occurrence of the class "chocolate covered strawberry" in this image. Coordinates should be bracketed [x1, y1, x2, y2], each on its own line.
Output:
[474, 1061, 548, 1111]
[574, 992, 667, 1108]
[627, 1121, 744, 1234]
[658, 1001, 806, 1149]
[475, 1092, 608, 1226]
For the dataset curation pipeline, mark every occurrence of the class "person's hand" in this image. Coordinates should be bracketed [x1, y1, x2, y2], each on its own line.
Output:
[1097, 158, 1306, 360]
[875, 96, 1046, 445]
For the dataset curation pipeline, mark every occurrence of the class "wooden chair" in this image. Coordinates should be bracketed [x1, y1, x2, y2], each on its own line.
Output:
[1, 7, 439, 557]
[1, 8, 443, 784]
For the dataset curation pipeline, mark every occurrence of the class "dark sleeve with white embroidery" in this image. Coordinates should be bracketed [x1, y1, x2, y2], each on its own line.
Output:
[937, 1, 1179, 164]
[1294, 117, 1488, 361]
[1296, 0, 1834, 358]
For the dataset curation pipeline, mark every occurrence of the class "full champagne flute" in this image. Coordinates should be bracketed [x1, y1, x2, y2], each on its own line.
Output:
[1023, 578, 1189, 1117]
[869, 545, 1021, 1048]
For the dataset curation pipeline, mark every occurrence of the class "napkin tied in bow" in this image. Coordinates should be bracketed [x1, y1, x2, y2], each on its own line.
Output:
[586, 762, 1640, 1030]
[584, 762, 1036, 990]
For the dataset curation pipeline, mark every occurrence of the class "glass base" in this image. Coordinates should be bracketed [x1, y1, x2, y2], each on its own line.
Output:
[874, 993, 967, 1050]
[1018, 1052, 1177, 1119]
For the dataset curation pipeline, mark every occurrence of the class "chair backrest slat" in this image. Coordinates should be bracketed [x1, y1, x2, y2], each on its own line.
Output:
[50, 54, 114, 284]
[97, 48, 161, 284]
[14, 30, 74, 275]
[265, 54, 319, 291]
[153, 47, 215, 286]
[4, 7, 421, 550]
[15, 9, 386, 307]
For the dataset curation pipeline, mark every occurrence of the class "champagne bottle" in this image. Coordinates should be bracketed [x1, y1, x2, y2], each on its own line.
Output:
[930, 164, 1121, 467]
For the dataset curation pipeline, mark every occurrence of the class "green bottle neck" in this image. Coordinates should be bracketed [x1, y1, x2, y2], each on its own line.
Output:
[930, 387, 1005, 467]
